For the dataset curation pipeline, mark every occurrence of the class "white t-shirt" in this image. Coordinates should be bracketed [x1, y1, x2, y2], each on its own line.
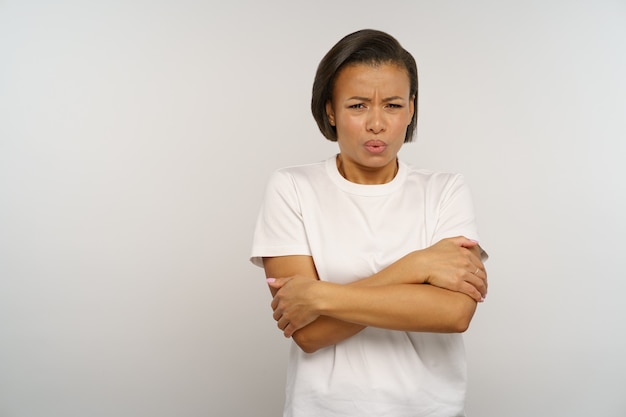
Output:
[251, 156, 484, 417]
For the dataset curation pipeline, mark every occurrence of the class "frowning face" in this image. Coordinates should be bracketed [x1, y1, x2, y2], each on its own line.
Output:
[325, 63, 415, 184]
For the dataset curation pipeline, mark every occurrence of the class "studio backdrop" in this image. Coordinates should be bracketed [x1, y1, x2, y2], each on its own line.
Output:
[1, 1, 625, 416]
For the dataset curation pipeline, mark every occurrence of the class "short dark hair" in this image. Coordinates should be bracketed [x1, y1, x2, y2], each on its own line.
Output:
[311, 29, 419, 142]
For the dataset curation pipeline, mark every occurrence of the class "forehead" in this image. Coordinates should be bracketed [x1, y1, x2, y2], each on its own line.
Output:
[333, 63, 411, 96]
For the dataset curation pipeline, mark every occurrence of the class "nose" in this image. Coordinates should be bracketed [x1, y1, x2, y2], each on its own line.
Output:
[366, 107, 385, 134]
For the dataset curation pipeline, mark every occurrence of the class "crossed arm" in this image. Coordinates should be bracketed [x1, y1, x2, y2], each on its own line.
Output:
[263, 236, 488, 354]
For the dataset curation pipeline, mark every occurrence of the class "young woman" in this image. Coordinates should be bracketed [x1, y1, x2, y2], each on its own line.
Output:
[251, 29, 488, 417]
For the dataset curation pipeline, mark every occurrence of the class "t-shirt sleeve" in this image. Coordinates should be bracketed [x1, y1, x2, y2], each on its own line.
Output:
[431, 174, 488, 260]
[250, 169, 312, 268]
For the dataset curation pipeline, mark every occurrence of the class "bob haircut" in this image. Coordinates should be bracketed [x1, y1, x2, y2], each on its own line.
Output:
[311, 29, 418, 143]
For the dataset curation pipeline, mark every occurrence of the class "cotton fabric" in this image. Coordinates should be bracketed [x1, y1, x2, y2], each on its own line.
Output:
[251, 156, 484, 417]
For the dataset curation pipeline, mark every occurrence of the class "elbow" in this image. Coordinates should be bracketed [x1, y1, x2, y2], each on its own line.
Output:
[453, 314, 472, 333]
[295, 341, 319, 354]
[441, 313, 471, 333]
[449, 298, 477, 333]
[292, 332, 321, 354]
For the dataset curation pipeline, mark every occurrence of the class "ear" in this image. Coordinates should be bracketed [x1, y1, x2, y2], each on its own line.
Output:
[325, 101, 335, 126]
[408, 95, 416, 124]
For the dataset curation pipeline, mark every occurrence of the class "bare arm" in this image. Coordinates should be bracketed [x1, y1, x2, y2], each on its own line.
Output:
[264, 236, 487, 353]
[263, 255, 365, 352]
[298, 280, 477, 333]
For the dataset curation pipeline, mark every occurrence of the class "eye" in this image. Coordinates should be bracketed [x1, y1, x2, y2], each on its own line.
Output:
[348, 103, 366, 109]
[386, 103, 403, 109]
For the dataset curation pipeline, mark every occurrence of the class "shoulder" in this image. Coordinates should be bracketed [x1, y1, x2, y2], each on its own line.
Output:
[401, 161, 466, 189]
[266, 159, 329, 189]
[274, 160, 326, 178]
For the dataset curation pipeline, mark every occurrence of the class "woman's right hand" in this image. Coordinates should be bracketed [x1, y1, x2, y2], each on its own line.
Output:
[412, 236, 487, 302]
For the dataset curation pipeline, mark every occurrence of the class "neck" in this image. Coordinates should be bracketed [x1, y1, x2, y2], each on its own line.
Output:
[336, 154, 398, 185]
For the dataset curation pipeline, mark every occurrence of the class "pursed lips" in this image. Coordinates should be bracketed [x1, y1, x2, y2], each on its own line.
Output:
[364, 140, 387, 154]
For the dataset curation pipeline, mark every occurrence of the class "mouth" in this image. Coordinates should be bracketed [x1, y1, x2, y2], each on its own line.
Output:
[364, 140, 387, 154]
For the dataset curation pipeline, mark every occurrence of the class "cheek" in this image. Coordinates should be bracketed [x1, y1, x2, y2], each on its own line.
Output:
[403, 108, 413, 125]
[336, 116, 361, 133]
[392, 115, 410, 132]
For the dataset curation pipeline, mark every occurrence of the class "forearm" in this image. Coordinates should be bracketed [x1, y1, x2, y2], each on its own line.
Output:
[265, 239, 486, 352]
[288, 263, 419, 353]
[316, 282, 477, 333]
[350, 252, 423, 287]
[350, 241, 486, 298]
[291, 281, 476, 353]
[292, 317, 364, 354]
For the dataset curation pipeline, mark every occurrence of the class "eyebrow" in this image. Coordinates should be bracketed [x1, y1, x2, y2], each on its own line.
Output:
[346, 96, 406, 102]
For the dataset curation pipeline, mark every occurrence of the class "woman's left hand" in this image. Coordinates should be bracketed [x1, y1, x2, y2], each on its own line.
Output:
[267, 276, 322, 338]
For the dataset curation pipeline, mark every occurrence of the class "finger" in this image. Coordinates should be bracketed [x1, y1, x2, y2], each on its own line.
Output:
[283, 324, 295, 338]
[479, 265, 488, 282]
[470, 266, 486, 279]
[453, 236, 480, 249]
[464, 244, 485, 272]
[277, 315, 289, 331]
[266, 277, 288, 289]
[460, 281, 483, 302]
[466, 271, 487, 298]
[272, 309, 281, 321]
[470, 267, 488, 294]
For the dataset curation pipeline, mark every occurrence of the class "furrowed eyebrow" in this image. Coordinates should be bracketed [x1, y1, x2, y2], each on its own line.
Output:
[346, 96, 371, 102]
[346, 96, 406, 102]
[382, 96, 405, 102]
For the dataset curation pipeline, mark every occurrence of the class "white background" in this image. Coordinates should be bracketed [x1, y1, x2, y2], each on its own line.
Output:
[1, 1, 625, 416]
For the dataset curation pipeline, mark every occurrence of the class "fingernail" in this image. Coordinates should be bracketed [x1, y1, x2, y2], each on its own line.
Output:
[266, 278, 276, 283]
[470, 239, 479, 243]
[479, 297, 485, 303]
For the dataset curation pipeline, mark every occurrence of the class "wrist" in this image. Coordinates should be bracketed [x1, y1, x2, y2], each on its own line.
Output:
[313, 280, 335, 315]
[400, 249, 427, 284]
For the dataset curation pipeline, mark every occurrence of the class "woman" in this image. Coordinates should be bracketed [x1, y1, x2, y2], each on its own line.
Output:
[251, 29, 488, 417]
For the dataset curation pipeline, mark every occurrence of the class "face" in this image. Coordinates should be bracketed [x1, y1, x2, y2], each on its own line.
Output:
[326, 63, 414, 184]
